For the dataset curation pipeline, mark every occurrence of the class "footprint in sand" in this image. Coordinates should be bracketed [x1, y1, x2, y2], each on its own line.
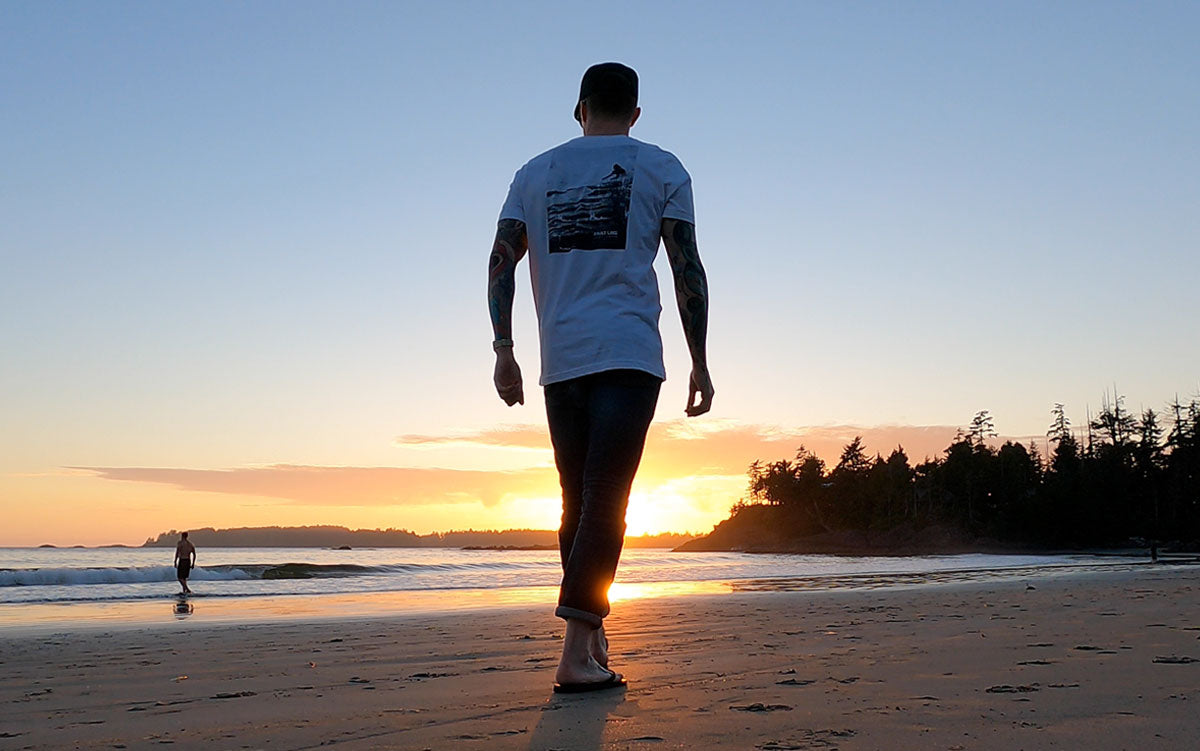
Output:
[1153, 655, 1198, 664]
[758, 729, 856, 749]
[986, 684, 1039, 693]
[210, 691, 256, 699]
[731, 703, 793, 712]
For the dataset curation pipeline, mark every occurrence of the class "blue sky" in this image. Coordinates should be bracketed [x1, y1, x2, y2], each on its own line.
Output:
[2, 1, 1198, 541]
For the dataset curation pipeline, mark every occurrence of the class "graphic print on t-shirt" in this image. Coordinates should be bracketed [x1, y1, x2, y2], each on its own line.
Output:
[546, 148, 637, 253]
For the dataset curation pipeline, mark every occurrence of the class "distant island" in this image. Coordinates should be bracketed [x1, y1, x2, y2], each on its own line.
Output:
[142, 525, 696, 550]
[680, 396, 1200, 555]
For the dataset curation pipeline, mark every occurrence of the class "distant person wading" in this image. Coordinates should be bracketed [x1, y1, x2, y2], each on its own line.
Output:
[488, 62, 713, 693]
[174, 531, 196, 595]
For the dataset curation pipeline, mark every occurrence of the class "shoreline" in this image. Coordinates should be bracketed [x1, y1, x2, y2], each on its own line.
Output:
[0, 579, 733, 636]
[1, 566, 1196, 749]
[3, 558, 1187, 635]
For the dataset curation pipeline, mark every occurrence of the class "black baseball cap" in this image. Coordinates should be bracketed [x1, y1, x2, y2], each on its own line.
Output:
[573, 62, 638, 122]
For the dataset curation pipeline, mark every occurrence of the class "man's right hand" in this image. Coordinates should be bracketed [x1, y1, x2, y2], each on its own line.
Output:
[494, 349, 524, 406]
[686, 365, 714, 417]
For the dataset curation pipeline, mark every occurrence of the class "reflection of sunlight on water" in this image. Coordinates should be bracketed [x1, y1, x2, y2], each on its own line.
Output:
[0, 580, 737, 632]
[607, 580, 730, 604]
[729, 562, 1156, 592]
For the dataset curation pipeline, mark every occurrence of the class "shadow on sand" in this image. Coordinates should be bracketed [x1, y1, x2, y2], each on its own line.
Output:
[526, 685, 626, 750]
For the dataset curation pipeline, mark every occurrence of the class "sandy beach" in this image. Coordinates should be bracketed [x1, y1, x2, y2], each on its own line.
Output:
[1, 566, 1196, 750]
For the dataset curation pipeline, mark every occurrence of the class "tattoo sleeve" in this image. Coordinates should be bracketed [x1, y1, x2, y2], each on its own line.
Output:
[661, 218, 709, 367]
[487, 218, 528, 341]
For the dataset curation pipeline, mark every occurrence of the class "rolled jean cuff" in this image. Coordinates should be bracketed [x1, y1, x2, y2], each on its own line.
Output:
[555, 605, 604, 629]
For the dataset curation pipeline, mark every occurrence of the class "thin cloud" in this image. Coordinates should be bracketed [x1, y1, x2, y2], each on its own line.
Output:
[74, 464, 558, 508]
[4, 468, 98, 479]
[393, 420, 992, 474]
[394, 425, 548, 450]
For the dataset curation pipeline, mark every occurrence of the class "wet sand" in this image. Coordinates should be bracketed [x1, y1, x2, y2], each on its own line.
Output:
[1, 566, 1197, 750]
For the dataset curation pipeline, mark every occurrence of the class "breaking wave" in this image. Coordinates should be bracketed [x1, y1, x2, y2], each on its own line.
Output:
[0, 565, 255, 587]
[0, 558, 570, 587]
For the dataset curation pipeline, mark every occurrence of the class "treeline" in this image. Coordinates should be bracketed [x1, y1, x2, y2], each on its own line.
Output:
[142, 525, 694, 549]
[729, 394, 1200, 549]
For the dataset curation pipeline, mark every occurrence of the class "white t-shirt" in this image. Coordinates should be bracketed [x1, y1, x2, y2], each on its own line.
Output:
[499, 135, 694, 386]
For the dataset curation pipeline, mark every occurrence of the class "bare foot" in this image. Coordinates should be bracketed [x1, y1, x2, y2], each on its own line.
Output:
[555, 655, 616, 686]
[591, 626, 609, 668]
[557, 618, 616, 685]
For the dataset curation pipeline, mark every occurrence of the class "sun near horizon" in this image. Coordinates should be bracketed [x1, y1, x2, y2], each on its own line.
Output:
[3, 4, 1196, 549]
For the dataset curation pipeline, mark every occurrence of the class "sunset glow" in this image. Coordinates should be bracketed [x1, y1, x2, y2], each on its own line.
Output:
[3, 3, 1196, 548]
[1, 420, 1030, 546]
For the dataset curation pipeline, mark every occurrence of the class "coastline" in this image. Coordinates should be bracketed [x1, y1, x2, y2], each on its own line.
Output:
[673, 517, 1189, 558]
[2, 566, 1197, 749]
[0, 553, 1168, 634]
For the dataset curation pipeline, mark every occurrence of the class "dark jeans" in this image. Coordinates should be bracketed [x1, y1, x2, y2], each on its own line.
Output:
[544, 368, 661, 628]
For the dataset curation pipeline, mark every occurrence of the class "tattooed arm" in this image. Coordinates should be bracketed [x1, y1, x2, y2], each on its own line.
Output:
[661, 218, 714, 416]
[488, 218, 528, 406]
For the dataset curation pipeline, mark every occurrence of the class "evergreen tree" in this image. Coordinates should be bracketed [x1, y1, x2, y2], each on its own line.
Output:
[1137, 409, 1164, 471]
[830, 437, 874, 528]
[1166, 396, 1188, 450]
[834, 437, 872, 474]
[880, 447, 915, 526]
[1091, 391, 1137, 448]
[966, 410, 999, 447]
[1048, 403, 1071, 445]
[993, 441, 1039, 537]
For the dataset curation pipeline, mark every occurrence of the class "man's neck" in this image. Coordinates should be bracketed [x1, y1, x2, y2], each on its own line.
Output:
[582, 122, 631, 137]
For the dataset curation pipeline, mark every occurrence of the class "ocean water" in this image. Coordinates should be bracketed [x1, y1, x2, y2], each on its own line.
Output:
[0, 546, 1147, 623]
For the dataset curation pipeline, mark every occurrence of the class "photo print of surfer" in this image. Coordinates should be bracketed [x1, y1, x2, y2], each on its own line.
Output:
[547, 152, 636, 253]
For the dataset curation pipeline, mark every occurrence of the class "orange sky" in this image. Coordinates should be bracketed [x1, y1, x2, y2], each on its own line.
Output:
[1, 421, 1038, 547]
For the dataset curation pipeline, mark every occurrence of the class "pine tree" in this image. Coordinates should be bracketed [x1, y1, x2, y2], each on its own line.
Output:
[1048, 403, 1071, 445]
[967, 410, 998, 448]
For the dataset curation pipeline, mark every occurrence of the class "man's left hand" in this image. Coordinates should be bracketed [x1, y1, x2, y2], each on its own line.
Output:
[494, 349, 524, 406]
[686, 365, 714, 417]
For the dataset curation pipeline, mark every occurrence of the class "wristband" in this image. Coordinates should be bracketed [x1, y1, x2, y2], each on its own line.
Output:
[492, 338, 514, 351]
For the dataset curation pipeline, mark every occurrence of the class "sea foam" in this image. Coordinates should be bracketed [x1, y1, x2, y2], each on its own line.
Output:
[0, 566, 253, 587]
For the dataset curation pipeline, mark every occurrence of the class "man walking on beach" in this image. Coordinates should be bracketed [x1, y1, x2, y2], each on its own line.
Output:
[488, 62, 713, 692]
[174, 531, 196, 595]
